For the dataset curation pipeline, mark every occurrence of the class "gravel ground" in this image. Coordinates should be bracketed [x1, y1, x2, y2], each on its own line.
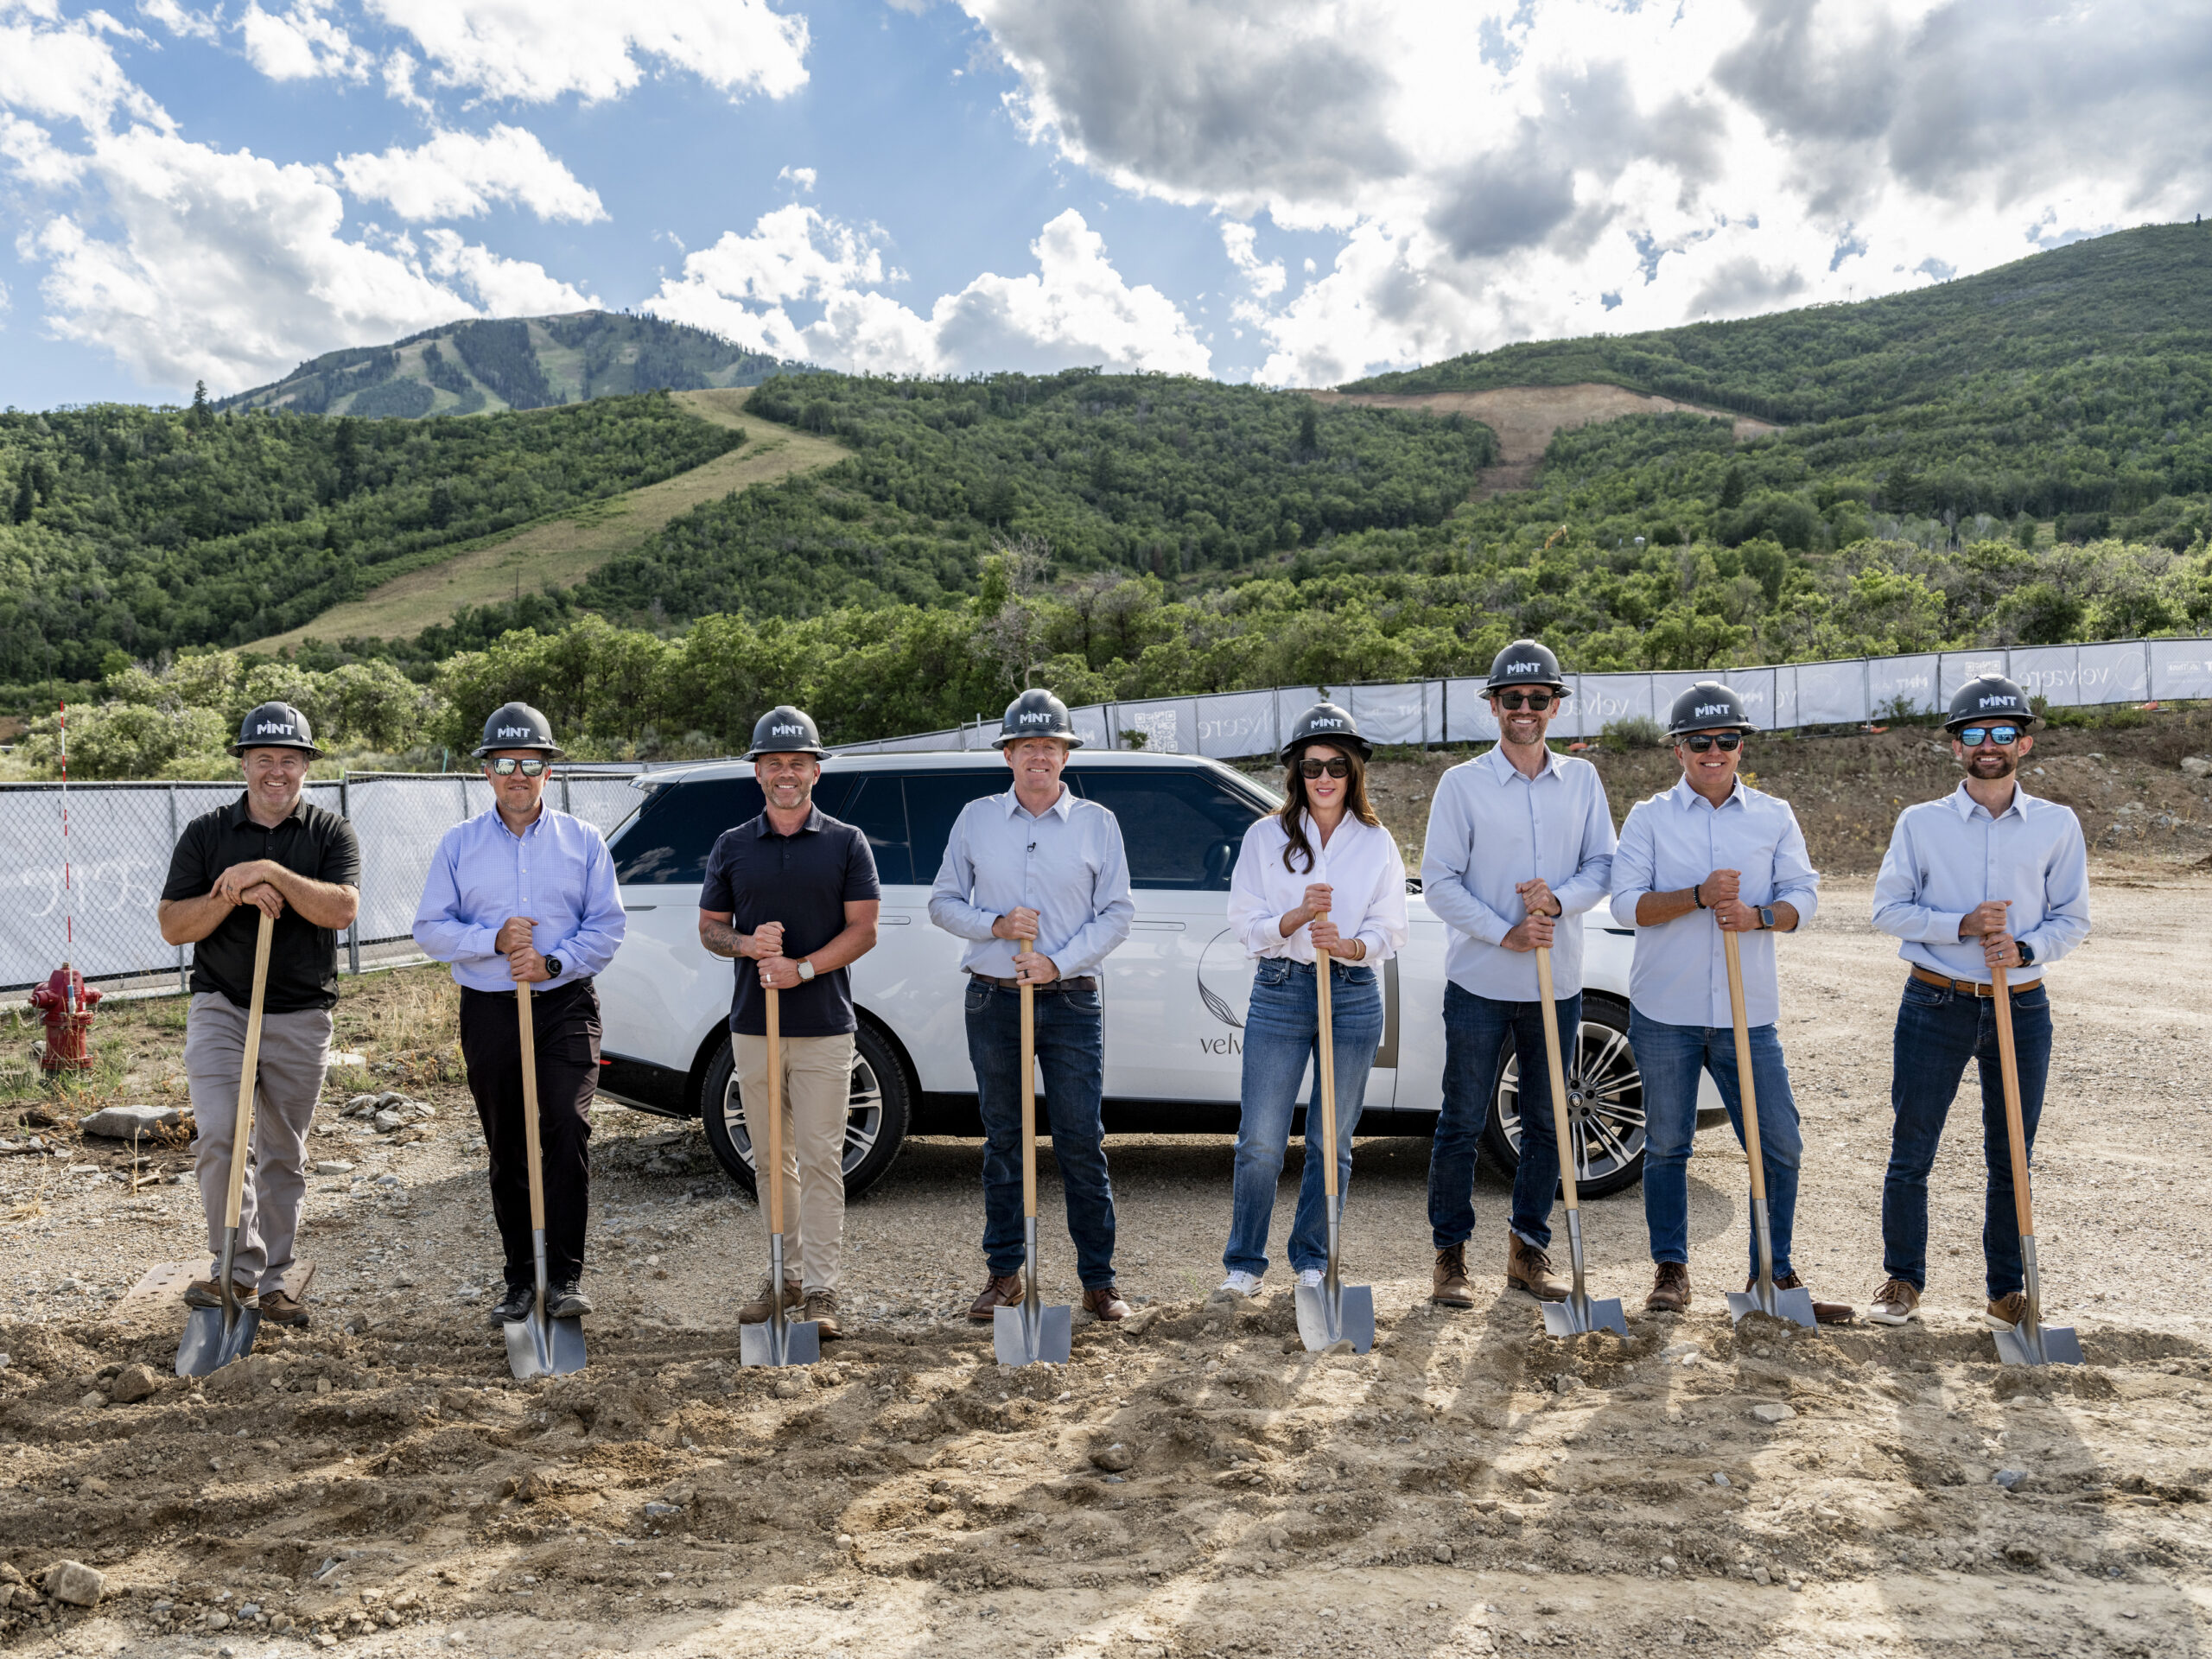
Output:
[0, 875, 2204, 1656]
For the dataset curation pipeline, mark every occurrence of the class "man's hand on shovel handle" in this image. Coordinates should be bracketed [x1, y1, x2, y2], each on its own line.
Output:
[741, 921, 785, 960]
[1515, 877, 1561, 918]
[1503, 912, 1556, 951]
[1013, 950, 1060, 985]
[1959, 899, 2012, 938]
[236, 881, 286, 920]
[993, 907, 1041, 943]
[1980, 929, 2024, 970]
[757, 955, 807, 990]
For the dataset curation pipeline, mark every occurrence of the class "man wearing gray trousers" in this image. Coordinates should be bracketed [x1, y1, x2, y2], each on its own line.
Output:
[159, 702, 360, 1328]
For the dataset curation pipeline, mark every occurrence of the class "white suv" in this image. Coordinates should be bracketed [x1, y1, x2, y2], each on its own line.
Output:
[596, 751, 1710, 1200]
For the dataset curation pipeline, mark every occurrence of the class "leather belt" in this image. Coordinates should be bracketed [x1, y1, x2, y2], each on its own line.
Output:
[1910, 964, 2040, 999]
[969, 972, 1098, 993]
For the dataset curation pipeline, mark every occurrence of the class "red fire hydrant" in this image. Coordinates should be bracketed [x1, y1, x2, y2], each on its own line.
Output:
[29, 963, 101, 1074]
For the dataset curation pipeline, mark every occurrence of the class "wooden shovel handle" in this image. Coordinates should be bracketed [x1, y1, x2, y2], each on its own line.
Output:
[1534, 944, 1580, 1214]
[765, 984, 784, 1237]
[1989, 963, 2034, 1236]
[518, 980, 544, 1234]
[223, 910, 276, 1231]
[1020, 980, 1037, 1219]
[1721, 930, 1768, 1204]
[1314, 911, 1338, 1202]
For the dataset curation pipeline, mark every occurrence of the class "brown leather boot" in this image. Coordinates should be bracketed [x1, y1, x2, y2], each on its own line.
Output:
[1768, 1271, 1854, 1325]
[1645, 1261, 1691, 1313]
[738, 1275, 802, 1325]
[258, 1287, 309, 1328]
[1431, 1243, 1476, 1307]
[1081, 1285, 1131, 1322]
[967, 1273, 1023, 1323]
[1506, 1235, 1568, 1301]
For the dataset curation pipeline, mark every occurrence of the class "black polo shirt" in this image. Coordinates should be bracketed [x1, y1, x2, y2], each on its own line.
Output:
[699, 807, 880, 1038]
[162, 792, 362, 1014]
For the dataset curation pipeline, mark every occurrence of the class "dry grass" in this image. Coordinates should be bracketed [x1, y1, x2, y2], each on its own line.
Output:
[245, 388, 848, 654]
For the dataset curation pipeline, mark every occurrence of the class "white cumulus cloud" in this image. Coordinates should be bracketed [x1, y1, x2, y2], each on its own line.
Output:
[238, 0, 372, 82]
[333, 125, 605, 222]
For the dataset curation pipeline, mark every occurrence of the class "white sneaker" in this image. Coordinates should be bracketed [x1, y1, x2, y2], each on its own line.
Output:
[1295, 1268, 1324, 1289]
[1212, 1270, 1263, 1302]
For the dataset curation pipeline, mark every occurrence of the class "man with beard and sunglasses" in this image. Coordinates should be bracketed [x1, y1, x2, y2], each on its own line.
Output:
[1421, 639, 1617, 1308]
[1611, 681, 1847, 1320]
[1866, 674, 2089, 1331]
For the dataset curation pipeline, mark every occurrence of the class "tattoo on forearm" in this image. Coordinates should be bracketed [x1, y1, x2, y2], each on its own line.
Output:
[700, 919, 743, 959]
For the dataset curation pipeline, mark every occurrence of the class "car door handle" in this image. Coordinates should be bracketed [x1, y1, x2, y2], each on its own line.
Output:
[1129, 920, 1186, 931]
[625, 905, 656, 912]
[879, 914, 912, 925]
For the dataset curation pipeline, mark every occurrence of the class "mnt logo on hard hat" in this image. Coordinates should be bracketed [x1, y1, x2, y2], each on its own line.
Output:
[1666, 681, 1755, 735]
[1946, 673, 2036, 732]
[474, 702, 563, 759]
[992, 689, 1084, 747]
[228, 701, 322, 757]
[744, 705, 831, 760]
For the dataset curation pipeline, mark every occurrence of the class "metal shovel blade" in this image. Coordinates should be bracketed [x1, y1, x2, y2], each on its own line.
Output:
[994, 1300, 1071, 1368]
[1542, 1292, 1629, 1339]
[741, 1313, 822, 1368]
[175, 1301, 259, 1378]
[1726, 1282, 1818, 1330]
[1993, 1320, 2082, 1369]
[505, 1309, 588, 1380]
[1294, 1280, 1375, 1355]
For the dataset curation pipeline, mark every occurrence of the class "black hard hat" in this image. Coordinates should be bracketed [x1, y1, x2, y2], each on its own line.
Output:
[1665, 680, 1757, 736]
[474, 701, 563, 758]
[1484, 639, 1567, 693]
[1945, 673, 2036, 732]
[1279, 701, 1371, 763]
[993, 688, 1084, 748]
[744, 704, 830, 761]
[229, 701, 321, 757]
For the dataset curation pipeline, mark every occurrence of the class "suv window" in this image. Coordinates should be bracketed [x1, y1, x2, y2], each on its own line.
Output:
[610, 774, 855, 885]
[839, 774, 913, 887]
[1073, 768, 1266, 890]
[901, 770, 1011, 888]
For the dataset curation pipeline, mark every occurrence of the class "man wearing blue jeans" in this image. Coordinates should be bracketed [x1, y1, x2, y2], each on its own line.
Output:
[1611, 681, 1847, 1321]
[930, 690, 1135, 1325]
[1421, 639, 1618, 1306]
[1867, 674, 2089, 1330]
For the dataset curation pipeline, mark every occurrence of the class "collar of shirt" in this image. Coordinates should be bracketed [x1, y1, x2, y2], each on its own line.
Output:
[1479, 742, 1560, 785]
[225, 790, 311, 830]
[1668, 772, 1745, 814]
[999, 784, 1074, 822]
[1945, 779, 2031, 823]
[754, 805, 827, 839]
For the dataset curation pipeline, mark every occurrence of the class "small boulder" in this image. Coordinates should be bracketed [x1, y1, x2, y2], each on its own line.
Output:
[342, 1095, 379, 1118]
[2180, 755, 2211, 779]
[1751, 1402, 1796, 1425]
[42, 1560, 104, 1606]
[1432, 1544, 1453, 1564]
[1993, 1468, 2027, 1490]
[78, 1103, 183, 1140]
[1090, 1442, 1135, 1473]
[372, 1110, 404, 1134]
[312, 1161, 353, 1176]
[110, 1363, 159, 1404]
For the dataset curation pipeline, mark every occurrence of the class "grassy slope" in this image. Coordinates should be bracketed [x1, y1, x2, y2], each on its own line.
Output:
[245, 391, 846, 654]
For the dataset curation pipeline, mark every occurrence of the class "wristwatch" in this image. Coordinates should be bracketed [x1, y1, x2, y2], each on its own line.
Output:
[543, 955, 563, 978]
[2016, 940, 2035, 966]
[797, 958, 817, 983]
[1756, 906, 1775, 931]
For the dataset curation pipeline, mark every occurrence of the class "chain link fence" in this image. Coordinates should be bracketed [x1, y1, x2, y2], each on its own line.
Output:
[0, 768, 651, 995]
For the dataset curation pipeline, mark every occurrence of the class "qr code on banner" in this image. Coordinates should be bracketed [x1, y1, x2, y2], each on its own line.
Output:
[1133, 709, 1182, 753]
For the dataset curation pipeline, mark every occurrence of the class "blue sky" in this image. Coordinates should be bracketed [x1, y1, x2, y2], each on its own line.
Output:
[3, 0, 2208, 410]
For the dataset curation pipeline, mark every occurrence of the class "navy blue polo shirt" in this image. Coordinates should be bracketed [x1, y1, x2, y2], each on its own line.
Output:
[700, 808, 880, 1038]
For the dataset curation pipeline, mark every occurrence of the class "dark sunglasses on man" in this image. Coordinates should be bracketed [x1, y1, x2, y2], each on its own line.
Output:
[1955, 725, 2021, 747]
[1680, 732, 1744, 753]
[488, 757, 550, 777]
[1298, 757, 1351, 779]
[1494, 690, 1554, 711]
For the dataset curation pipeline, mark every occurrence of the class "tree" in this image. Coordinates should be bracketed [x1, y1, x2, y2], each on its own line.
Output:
[189, 380, 213, 428]
[1717, 464, 1745, 510]
[974, 533, 1053, 691]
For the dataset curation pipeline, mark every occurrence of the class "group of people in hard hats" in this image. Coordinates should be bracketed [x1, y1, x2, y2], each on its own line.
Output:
[157, 643, 2086, 1346]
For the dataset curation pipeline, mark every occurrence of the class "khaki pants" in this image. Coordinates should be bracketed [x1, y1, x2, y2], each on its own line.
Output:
[731, 1031, 853, 1293]
[183, 991, 332, 1290]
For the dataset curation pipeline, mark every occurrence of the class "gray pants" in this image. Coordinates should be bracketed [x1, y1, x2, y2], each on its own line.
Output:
[184, 991, 332, 1290]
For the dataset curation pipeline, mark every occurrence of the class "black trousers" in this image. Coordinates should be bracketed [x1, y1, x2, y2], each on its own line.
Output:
[459, 978, 601, 1287]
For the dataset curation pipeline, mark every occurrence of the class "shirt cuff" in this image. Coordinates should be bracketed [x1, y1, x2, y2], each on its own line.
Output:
[1928, 911, 1971, 944]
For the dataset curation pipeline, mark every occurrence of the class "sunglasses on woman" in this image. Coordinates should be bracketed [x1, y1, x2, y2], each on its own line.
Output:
[1955, 725, 2021, 747]
[488, 757, 549, 777]
[1494, 691, 1554, 711]
[1298, 757, 1351, 779]
[1680, 733, 1744, 753]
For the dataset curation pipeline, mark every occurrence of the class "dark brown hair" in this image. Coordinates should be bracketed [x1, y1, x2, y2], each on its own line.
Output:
[1279, 742, 1382, 874]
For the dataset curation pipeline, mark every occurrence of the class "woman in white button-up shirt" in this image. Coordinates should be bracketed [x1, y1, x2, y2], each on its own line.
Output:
[1216, 703, 1409, 1300]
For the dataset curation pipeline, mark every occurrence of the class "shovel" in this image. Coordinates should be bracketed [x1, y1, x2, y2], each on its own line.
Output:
[995, 980, 1072, 1367]
[1294, 919, 1375, 1355]
[1988, 963, 2081, 1367]
[742, 985, 820, 1368]
[1720, 931, 1816, 1330]
[177, 909, 273, 1378]
[1534, 944, 1626, 1338]
[504, 981, 587, 1379]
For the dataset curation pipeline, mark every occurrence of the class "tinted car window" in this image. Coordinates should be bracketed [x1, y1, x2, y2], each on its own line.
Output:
[1073, 768, 1267, 890]
[902, 770, 1012, 887]
[610, 774, 855, 885]
[840, 774, 913, 887]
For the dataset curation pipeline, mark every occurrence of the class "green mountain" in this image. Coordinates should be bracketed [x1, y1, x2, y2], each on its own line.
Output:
[213, 311, 798, 418]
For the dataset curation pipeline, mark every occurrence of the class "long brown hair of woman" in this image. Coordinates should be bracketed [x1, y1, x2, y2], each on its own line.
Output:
[1279, 743, 1382, 874]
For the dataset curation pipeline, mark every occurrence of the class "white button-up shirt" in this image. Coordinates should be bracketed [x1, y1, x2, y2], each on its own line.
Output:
[1609, 774, 1820, 1028]
[927, 785, 1134, 979]
[1872, 781, 2089, 987]
[1420, 744, 1617, 999]
[1227, 810, 1408, 964]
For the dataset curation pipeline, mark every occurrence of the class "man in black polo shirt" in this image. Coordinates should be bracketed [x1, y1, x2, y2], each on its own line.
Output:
[698, 705, 879, 1339]
[158, 702, 360, 1327]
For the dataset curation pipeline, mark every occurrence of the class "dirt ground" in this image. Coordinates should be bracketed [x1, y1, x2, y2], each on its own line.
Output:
[0, 821, 2208, 1652]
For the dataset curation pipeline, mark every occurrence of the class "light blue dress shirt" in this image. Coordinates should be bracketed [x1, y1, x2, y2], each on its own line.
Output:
[928, 785, 1135, 979]
[412, 806, 626, 993]
[1420, 744, 1618, 999]
[1872, 781, 2089, 987]
[1609, 774, 1821, 1028]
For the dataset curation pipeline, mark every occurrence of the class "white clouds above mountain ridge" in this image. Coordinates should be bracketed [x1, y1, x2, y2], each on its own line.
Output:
[333, 125, 606, 222]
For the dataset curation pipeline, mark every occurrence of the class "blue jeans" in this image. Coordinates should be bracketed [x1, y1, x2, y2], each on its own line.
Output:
[1630, 1010, 1803, 1279]
[1428, 982, 1578, 1252]
[1882, 976, 2052, 1300]
[966, 978, 1117, 1290]
[1223, 959, 1382, 1279]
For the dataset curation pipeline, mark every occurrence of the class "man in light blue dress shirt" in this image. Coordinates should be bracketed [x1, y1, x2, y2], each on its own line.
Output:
[1866, 674, 2090, 1331]
[413, 702, 626, 1325]
[1611, 681, 1847, 1321]
[929, 690, 1135, 1325]
[1421, 639, 1618, 1308]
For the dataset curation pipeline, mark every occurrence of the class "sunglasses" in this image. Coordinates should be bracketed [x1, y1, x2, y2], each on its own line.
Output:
[1955, 726, 2021, 747]
[1680, 733, 1744, 753]
[1298, 757, 1351, 779]
[487, 758, 549, 777]
[1494, 691, 1554, 712]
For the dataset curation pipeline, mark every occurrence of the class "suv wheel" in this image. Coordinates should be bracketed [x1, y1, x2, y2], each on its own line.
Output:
[699, 1019, 912, 1201]
[1480, 995, 1647, 1197]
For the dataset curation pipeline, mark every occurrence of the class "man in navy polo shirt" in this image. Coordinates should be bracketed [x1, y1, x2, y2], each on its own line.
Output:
[698, 705, 880, 1339]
